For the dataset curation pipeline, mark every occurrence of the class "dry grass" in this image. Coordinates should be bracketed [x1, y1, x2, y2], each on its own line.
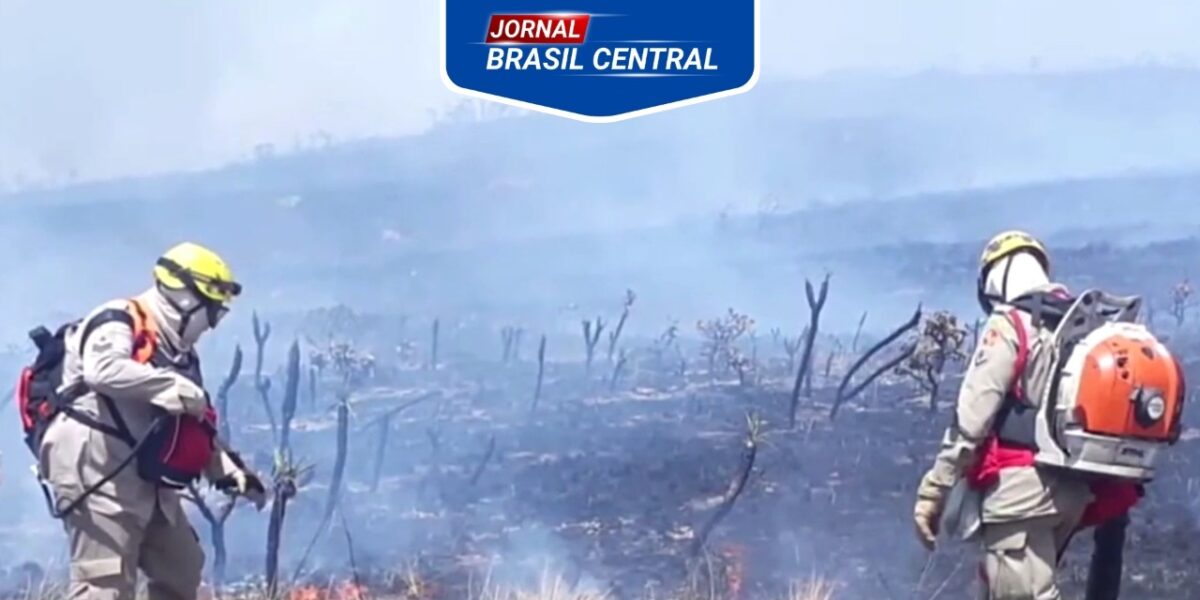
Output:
[7, 570, 836, 600]
[785, 576, 836, 600]
[467, 573, 837, 600]
[15, 581, 66, 600]
[468, 572, 611, 600]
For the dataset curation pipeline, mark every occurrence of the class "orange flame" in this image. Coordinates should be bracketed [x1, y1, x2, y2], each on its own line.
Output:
[333, 581, 369, 600]
[289, 586, 322, 600]
[287, 581, 368, 600]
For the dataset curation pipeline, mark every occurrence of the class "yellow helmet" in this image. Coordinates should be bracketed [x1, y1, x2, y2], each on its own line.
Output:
[976, 230, 1049, 313]
[979, 230, 1049, 276]
[154, 242, 242, 304]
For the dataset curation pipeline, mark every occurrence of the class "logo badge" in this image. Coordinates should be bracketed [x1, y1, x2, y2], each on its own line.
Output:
[441, 1, 760, 122]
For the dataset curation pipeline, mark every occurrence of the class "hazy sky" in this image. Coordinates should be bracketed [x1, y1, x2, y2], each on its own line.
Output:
[3, 0, 1200, 184]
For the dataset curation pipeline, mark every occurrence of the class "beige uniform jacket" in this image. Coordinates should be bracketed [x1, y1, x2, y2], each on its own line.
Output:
[925, 293, 1091, 523]
[38, 292, 242, 526]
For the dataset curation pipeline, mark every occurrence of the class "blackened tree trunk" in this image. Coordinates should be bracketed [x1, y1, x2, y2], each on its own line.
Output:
[789, 274, 830, 429]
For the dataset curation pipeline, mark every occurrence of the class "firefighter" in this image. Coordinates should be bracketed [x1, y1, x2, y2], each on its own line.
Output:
[38, 242, 265, 600]
[912, 231, 1095, 599]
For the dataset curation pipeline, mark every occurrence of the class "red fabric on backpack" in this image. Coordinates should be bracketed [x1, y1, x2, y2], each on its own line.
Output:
[156, 407, 217, 480]
[16, 367, 34, 431]
[1079, 481, 1140, 528]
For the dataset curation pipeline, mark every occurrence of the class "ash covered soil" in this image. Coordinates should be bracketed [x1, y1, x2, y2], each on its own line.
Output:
[201, 353, 1200, 600]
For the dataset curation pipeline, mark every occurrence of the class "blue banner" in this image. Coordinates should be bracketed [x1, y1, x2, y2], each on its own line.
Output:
[442, 1, 759, 122]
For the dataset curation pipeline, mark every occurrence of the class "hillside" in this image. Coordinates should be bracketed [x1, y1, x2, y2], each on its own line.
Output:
[4, 67, 1200, 341]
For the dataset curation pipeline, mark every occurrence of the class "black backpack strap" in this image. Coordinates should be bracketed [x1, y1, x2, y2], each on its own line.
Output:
[68, 307, 141, 447]
[98, 397, 135, 447]
[79, 309, 134, 353]
[1010, 290, 1074, 331]
[58, 403, 135, 446]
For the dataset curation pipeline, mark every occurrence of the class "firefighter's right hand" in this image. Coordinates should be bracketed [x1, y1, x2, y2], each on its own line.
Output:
[914, 496, 941, 550]
[913, 471, 944, 551]
[215, 468, 267, 510]
[152, 375, 208, 418]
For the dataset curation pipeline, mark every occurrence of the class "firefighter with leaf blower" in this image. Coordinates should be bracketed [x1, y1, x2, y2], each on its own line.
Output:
[17, 242, 267, 600]
[912, 230, 1185, 599]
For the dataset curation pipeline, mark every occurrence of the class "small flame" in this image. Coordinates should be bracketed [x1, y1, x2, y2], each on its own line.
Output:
[289, 586, 322, 600]
[333, 581, 368, 600]
[287, 581, 367, 600]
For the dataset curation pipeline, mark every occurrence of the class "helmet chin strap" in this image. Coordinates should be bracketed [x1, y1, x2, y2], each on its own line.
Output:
[977, 255, 1016, 314]
[1000, 254, 1014, 303]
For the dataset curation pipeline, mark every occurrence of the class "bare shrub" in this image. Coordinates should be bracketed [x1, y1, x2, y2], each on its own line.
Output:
[895, 310, 968, 411]
[697, 309, 754, 377]
[1170, 278, 1193, 327]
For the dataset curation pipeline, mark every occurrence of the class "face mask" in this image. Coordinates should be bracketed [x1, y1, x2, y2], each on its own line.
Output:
[159, 286, 215, 348]
[179, 305, 212, 347]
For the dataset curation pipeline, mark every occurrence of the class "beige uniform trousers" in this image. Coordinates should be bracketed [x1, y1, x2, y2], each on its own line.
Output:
[980, 514, 1080, 600]
[65, 502, 204, 600]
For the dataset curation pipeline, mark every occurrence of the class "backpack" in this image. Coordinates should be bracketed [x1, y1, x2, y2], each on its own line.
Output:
[995, 288, 1185, 482]
[16, 299, 218, 517]
[17, 322, 77, 456]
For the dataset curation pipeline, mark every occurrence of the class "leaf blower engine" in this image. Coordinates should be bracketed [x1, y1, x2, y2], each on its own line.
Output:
[1027, 290, 1186, 481]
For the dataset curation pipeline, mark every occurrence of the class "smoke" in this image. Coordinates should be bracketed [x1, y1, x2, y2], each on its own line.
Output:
[0, 0, 450, 184]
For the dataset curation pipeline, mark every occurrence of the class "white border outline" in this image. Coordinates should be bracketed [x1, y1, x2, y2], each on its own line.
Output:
[439, 2, 762, 123]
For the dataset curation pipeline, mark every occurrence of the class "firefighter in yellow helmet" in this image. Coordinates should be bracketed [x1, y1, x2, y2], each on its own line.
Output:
[38, 242, 265, 600]
[912, 230, 1093, 599]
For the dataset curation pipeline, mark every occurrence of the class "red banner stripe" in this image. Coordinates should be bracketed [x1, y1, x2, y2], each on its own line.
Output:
[485, 14, 590, 44]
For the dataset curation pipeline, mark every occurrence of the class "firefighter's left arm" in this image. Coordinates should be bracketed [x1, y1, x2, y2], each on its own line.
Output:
[206, 448, 266, 509]
[921, 315, 1019, 494]
[81, 316, 206, 417]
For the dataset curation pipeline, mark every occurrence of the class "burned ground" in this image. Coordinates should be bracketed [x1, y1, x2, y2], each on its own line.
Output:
[4, 237, 1200, 600]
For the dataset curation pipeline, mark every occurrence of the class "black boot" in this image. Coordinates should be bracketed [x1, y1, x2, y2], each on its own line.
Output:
[1086, 513, 1129, 600]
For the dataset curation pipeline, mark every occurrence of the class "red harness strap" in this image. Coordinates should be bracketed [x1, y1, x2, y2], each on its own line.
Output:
[966, 309, 1036, 490]
[965, 435, 1035, 490]
[1007, 309, 1029, 402]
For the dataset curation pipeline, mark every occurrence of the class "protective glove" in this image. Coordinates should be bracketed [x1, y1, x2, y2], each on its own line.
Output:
[151, 375, 208, 418]
[215, 467, 267, 510]
[913, 471, 947, 551]
[212, 450, 267, 510]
